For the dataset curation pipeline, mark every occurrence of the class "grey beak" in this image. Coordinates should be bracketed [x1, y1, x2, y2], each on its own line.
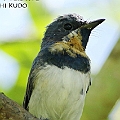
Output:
[83, 19, 105, 30]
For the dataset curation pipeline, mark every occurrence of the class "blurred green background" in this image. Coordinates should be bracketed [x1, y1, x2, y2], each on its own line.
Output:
[0, 0, 120, 120]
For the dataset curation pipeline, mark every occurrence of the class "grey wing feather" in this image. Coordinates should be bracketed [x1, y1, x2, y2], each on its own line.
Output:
[23, 52, 43, 110]
[86, 78, 92, 93]
[23, 68, 35, 110]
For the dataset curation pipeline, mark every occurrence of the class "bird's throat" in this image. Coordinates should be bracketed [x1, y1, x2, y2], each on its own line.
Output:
[49, 28, 88, 58]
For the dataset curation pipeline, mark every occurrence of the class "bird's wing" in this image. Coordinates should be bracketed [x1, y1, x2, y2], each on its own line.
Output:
[23, 52, 43, 110]
[23, 68, 35, 110]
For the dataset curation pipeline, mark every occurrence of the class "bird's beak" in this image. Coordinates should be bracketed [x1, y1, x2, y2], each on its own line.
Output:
[82, 19, 105, 30]
[62, 18, 105, 50]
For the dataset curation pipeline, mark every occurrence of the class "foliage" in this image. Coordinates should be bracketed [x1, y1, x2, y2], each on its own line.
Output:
[0, 40, 40, 104]
[0, 1, 51, 104]
[81, 39, 120, 120]
[26, 1, 52, 38]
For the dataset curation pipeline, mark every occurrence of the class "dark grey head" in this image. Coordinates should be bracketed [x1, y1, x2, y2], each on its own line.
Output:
[42, 13, 105, 49]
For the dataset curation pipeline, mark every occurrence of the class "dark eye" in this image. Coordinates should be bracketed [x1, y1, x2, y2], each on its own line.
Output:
[64, 23, 72, 30]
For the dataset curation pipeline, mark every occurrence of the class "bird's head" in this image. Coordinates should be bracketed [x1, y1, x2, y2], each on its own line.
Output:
[41, 14, 105, 52]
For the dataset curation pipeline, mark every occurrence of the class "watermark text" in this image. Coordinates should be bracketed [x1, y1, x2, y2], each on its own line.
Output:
[0, 0, 39, 9]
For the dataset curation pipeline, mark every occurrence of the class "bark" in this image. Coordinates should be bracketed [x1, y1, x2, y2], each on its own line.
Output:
[0, 92, 43, 120]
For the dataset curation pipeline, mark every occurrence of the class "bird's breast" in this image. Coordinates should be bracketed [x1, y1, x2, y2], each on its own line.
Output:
[28, 65, 90, 120]
[41, 42, 90, 73]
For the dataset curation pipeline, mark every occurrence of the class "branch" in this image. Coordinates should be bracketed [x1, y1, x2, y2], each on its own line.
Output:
[0, 92, 43, 120]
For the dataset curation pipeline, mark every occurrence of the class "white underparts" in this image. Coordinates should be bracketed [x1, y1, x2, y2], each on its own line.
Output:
[28, 65, 90, 120]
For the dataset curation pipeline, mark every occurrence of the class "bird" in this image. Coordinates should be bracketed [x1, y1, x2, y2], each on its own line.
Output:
[23, 13, 105, 120]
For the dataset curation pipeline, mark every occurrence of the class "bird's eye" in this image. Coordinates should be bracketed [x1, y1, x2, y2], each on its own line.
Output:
[64, 23, 72, 30]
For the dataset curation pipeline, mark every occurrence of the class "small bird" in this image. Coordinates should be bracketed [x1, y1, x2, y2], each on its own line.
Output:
[23, 14, 105, 120]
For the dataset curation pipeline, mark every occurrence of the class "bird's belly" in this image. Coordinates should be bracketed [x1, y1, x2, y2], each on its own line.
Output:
[28, 65, 90, 120]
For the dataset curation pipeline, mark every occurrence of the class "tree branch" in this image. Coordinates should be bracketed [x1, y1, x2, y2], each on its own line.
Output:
[0, 92, 43, 120]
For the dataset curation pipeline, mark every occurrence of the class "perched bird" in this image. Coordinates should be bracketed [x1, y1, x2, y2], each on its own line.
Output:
[23, 14, 105, 120]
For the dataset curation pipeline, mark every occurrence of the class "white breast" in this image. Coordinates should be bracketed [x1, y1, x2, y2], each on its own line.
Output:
[28, 65, 90, 120]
